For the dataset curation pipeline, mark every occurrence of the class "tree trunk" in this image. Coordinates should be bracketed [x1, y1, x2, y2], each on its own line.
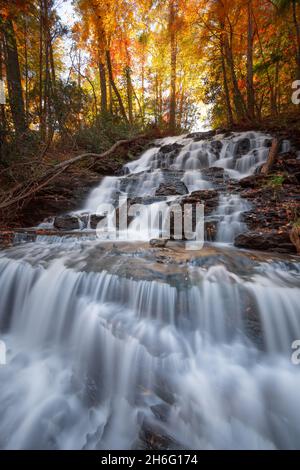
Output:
[155, 73, 159, 125]
[43, 0, 52, 139]
[141, 58, 145, 126]
[125, 66, 133, 124]
[261, 138, 280, 175]
[1, 17, 27, 134]
[105, 49, 128, 122]
[292, 0, 300, 80]
[220, 40, 234, 127]
[247, 0, 255, 120]
[169, 0, 177, 132]
[0, 33, 6, 160]
[224, 32, 247, 120]
[39, 0, 45, 139]
[24, 16, 29, 126]
[99, 61, 107, 116]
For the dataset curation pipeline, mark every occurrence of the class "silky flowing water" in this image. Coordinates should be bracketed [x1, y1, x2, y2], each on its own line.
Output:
[0, 131, 299, 450]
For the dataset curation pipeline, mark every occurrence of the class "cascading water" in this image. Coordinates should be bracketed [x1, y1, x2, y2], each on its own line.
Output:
[0, 131, 300, 450]
[214, 195, 251, 243]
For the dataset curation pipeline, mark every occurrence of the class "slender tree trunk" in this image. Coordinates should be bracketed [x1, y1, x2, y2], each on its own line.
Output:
[220, 39, 234, 127]
[109, 80, 113, 114]
[253, 11, 276, 116]
[178, 83, 185, 128]
[125, 66, 133, 124]
[105, 49, 128, 122]
[155, 73, 159, 125]
[77, 49, 82, 129]
[159, 79, 163, 123]
[50, 39, 67, 136]
[224, 31, 247, 120]
[247, 0, 255, 120]
[292, 0, 300, 80]
[99, 61, 107, 116]
[169, 0, 177, 132]
[39, 0, 45, 139]
[24, 16, 29, 126]
[0, 33, 6, 159]
[1, 17, 27, 134]
[272, 59, 280, 115]
[141, 56, 145, 126]
[43, 0, 52, 139]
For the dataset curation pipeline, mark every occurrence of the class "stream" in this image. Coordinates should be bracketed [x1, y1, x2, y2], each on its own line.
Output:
[0, 131, 300, 450]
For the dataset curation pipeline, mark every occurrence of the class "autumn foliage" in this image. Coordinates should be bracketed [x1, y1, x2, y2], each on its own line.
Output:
[0, 0, 300, 150]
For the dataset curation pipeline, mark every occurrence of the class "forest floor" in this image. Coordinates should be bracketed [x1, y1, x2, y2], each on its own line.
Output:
[0, 133, 156, 229]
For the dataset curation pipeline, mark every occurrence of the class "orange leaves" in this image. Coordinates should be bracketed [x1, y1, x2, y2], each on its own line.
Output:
[0, 0, 31, 18]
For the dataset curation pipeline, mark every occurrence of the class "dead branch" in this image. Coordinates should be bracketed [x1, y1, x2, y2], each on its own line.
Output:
[0, 134, 148, 211]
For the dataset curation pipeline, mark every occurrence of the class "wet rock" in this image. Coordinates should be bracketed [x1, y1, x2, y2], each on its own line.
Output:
[215, 128, 232, 136]
[282, 158, 300, 174]
[0, 230, 15, 247]
[155, 181, 188, 196]
[183, 189, 218, 202]
[128, 196, 167, 206]
[187, 130, 216, 140]
[89, 214, 106, 229]
[53, 215, 80, 231]
[202, 166, 224, 178]
[235, 231, 297, 254]
[150, 403, 171, 423]
[115, 166, 129, 176]
[150, 238, 168, 248]
[136, 420, 179, 450]
[210, 140, 223, 158]
[235, 138, 251, 158]
[182, 190, 219, 215]
[205, 220, 218, 241]
[160, 143, 184, 155]
[239, 175, 266, 188]
[119, 175, 142, 195]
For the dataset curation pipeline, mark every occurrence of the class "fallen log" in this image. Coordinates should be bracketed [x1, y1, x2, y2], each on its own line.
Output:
[0, 133, 148, 211]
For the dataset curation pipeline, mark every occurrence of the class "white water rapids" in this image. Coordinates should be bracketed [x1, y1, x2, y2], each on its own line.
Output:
[0, 131, 300, 450]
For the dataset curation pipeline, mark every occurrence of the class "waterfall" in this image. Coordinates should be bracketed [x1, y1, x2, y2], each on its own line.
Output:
[214, 195, 251, 243]
[0, 131, 300, 450]
[41, 130, 272, 244]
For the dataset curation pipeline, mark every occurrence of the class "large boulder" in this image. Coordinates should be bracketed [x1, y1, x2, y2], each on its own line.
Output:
[89, 214, 106, 229]
[160, 142, 183, 155]
[155, 181, 188, 196]
[235, 138, 251, 158]
[182, 190, 219, 215]
[150, 238, 169, 248]
[235, 231, 296, 254]
[53, 215, 80, 231]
